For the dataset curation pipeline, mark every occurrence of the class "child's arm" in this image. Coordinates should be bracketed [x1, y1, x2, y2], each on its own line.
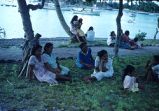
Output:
[56, 57, 61, 71]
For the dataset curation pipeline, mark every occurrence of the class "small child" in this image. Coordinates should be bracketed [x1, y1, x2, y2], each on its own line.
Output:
[145, 55, 159, 81]
[122, 65, 139, 92]
[84, 50, 114, 82]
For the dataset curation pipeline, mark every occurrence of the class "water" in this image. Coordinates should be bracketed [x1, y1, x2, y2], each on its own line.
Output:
[0, 6, 158, 39]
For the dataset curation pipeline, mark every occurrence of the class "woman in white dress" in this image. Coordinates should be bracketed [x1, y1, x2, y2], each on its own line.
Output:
[122, 65, 139, 92]
[28, 45, 58, 84]
[84, 50, 114, 82]
[42, 43, 71, 81]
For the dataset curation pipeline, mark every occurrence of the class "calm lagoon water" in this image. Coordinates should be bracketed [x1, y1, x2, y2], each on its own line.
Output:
[0, 6, 158, 39]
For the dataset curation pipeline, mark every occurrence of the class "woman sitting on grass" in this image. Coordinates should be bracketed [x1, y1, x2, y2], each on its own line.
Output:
[107, 31, 116, 47]
[76, 43, 94, 69]
[120, 30, 134, 49]
[145, 55, 159, 82]
[42, 43, 71, 82]
[28, 45, 58, 84]
[84, 50, 114, 82]
[122, 65, 139, 92]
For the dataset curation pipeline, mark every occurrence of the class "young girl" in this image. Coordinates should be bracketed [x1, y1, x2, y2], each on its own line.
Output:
[84, 50, 114, 82]
[122, 65, 139, 92]
[42, 43, 71, 82]
[28, 45, 58, 84]
[145, 55, 159, 81]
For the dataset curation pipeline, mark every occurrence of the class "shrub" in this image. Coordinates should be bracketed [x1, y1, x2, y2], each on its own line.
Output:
[135, 32, 147, 41]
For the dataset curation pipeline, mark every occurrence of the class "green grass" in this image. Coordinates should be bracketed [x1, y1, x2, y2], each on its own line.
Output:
[0, 55, 159, 110]
[142, 39, 159, 46]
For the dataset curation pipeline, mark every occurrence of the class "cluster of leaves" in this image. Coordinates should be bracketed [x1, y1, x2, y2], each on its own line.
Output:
[134, 2, 159, 13]
[0, 55, 159, 110]
[106, 1, 159, 13]
[135, 32, 147, 41]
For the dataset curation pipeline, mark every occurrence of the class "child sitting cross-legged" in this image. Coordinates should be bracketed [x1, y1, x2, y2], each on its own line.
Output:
[84, 50, 114, 82]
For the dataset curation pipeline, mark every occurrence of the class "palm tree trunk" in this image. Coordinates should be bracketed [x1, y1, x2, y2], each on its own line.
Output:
[17, 0, 45, 78]
[154, 17, 159, 40]
[114, 0, 123, 57]
[54, 0, 73, 37]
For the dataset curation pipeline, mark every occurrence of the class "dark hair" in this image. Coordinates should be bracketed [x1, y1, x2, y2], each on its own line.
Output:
[125, 30, 130, 36]
[79, 42, 87, 49]
[88, 26, 93, 31]
[122, 65, 135, 82]
[110, 31, 115, 36]
[97, 50, 107, 58]
[71, 15, 78, 24]
[35, 33, 41, 38]
[78, 18, 83, 24]
[43, 42, 53, 53]
[134, 37, 138, 42]
[31, 45, 42, 55]
[153, 55, 159, 63]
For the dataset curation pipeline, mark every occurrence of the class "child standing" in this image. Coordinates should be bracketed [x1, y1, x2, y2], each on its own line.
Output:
[122, 65, 139, 92]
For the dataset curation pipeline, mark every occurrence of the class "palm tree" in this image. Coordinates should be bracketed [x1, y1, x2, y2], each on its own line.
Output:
[17, 0, 45, 77]
[154, 17, 159, 40]
[54, 0, 73, 37]
[114, 0, 123, 57]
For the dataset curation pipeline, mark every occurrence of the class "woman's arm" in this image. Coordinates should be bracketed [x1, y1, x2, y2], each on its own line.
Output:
[28, 65, 35, 80]
[44, 63, 60, 75]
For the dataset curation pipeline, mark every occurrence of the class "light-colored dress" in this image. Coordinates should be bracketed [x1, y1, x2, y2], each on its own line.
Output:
[86, 30, 95, 41]
[152, 64, 159, 79]
[28, 55, 58, 84]
[107, 36, 116, 46]
[42, 53, 70, 75]
[91, 56, 114, 81]
[123, 75, 139, 92]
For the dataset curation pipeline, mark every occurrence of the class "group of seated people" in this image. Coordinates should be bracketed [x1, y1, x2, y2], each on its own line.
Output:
[70, 15, 95, 43]
[28, 42, 159, 92]
[107, 30, 142, 49]
[71, 15, 142, 50]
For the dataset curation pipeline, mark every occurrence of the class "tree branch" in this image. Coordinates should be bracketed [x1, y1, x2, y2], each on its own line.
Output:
[28, 0, 45, 10]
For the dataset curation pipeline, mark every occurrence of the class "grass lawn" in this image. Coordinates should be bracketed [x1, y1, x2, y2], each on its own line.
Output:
[0, 55, 159, 111]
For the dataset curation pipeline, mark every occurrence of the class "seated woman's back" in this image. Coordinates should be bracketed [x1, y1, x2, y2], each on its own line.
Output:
[86, 26, 95, 41]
